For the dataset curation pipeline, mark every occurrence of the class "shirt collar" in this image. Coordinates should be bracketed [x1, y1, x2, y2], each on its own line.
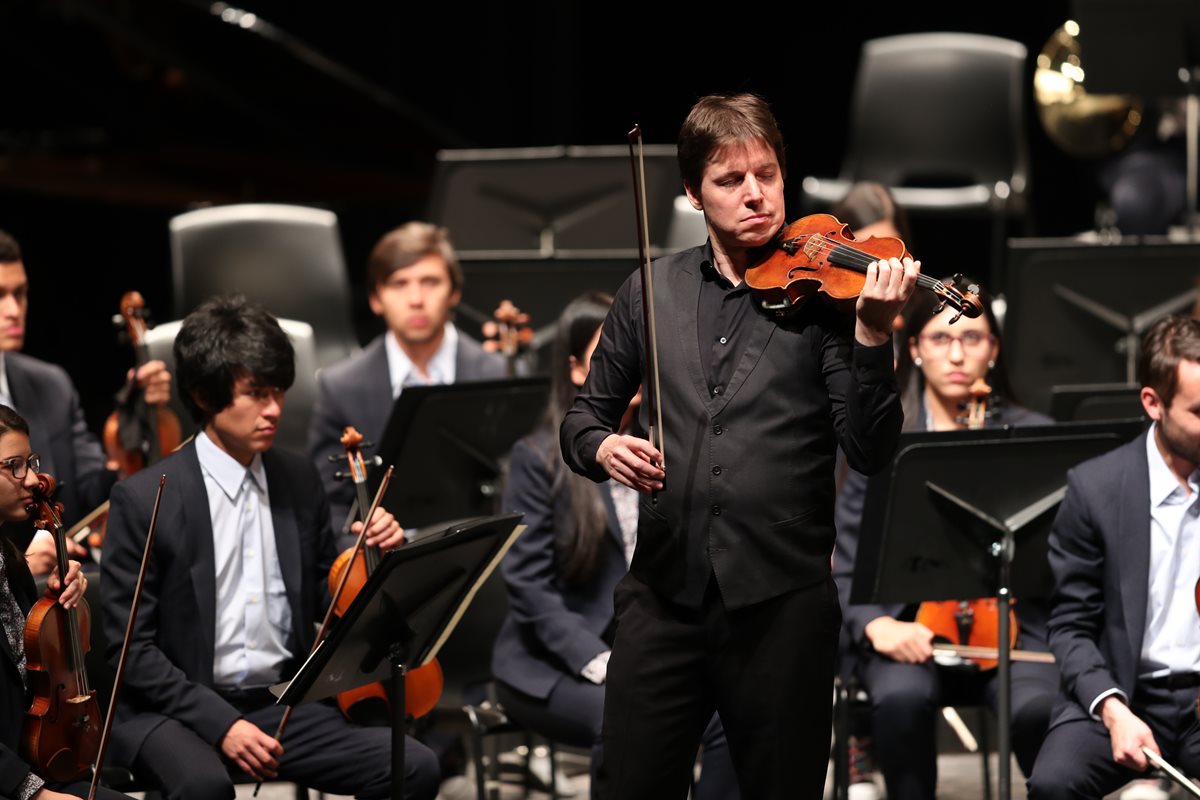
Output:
[698, 241, 748, 292]
[0, 353, 12, 408]
[1146, 424, 1200, 506]
[383, 323, 458, 398]
[196, 430, 266, 501]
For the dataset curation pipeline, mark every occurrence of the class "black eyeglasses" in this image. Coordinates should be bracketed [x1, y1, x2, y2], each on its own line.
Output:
[0, 454, 39, 480]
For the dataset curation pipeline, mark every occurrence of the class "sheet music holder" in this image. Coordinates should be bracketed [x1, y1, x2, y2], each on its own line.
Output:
[370, 377, 548, 529]
[849, 419, 1145, 800]
[272, 513, 524, 800]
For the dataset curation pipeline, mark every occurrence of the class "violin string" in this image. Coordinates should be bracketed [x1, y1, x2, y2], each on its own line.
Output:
[785, 237, 953, 295]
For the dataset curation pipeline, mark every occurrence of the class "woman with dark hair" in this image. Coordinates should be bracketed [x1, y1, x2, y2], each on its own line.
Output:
[0, 404, 123, 800]
[833, 284, 1059, 800]
[492, 293, 738, 797]
[831, 181, 912, 246]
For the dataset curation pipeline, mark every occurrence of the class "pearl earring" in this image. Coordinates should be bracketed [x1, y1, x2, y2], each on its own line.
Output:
[988, 359, 996, 370]
[914, 357, 923, 367]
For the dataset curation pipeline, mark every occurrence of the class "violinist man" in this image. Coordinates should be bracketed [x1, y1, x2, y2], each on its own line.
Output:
[0, 230, 171, 572]
[560, 93, 918, 798]
[101, 295, 441, 800]
[1028, 314, 1200, 799]
[307, 221, 506, 537]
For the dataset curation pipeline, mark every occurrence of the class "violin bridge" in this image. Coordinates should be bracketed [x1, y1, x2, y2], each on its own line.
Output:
[802, 233, 826, 261]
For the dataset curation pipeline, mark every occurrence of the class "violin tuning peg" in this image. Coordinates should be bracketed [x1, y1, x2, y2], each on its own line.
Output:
[948, 308, 965, 325]
[932, 300, 947, 317]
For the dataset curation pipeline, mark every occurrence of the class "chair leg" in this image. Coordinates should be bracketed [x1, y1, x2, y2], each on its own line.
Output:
[979, 709, 992, 800]
[548, 740, 559, 800]
[833, 676, 851, 800]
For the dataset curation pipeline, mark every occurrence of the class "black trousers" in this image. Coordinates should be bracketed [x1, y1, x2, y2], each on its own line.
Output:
[857, 649, 1059, 800]
[1028, 681, 1200, 799]
[497, 675, 739, 800]
[596, 572, 841, 800]
[130, 698, 441, 800]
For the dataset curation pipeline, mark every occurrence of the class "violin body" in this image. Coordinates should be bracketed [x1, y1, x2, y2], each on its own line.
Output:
[103, 408, 182, 480]
[22, 596, 101, 782]
[327, 548, 444, 720]
[746, 215, 907, 312]
[916, 598, 1018, 671]
[744, 214, 983, 321]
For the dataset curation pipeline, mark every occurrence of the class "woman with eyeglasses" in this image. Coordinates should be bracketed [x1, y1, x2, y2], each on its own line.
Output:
[0, 404, 130, 800]
[832, 285, 1060, 800]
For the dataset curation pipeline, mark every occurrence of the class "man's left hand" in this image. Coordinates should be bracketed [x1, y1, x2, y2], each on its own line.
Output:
[351, 505, 405, 550]
[131, 360, 172, 406]
[855, 256, 920, 346]
[46, 559, 87, 609]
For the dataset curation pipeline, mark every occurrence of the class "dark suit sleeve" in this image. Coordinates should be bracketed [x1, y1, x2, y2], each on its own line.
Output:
[834, 463, 906, 647]
[101, 479, 242, 747]
[501, 439, 609, 675]
[820, 317, 902, 476]
[1046, 466, 1119, 714]
[307, 368, 355, 535]
[561, 272, 644, 483]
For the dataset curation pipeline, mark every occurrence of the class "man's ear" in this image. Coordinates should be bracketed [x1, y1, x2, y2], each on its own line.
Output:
[684, 181, 703, 212]
[1141, 386, 1165, 422]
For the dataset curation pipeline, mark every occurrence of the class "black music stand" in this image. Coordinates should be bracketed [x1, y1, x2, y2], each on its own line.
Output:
[369, 377, 549, 529]
[850, 420, 1145, 800]
[1049, 383, 1144, 422]
[271, 513, 524, 800]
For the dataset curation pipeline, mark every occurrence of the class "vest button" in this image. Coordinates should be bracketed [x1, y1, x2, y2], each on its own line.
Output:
[713, 424, 723, 435]
[712, 465, 722, 476]
[712, 505, 721, 516]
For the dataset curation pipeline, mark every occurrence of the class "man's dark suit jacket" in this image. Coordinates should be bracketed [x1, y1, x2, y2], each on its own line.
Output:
[306, 329, 507, 530]
[7, 352, 115, 534]
[0, 543, 39, 798]
[100, 441, 336, 765]
[561, 245, 902, 610]
[491, 428, 628, 699]
[1045, 431, 1153, 730]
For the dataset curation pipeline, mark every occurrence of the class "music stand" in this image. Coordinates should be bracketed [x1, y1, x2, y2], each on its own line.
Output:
[272, 513, 524, 800]
[369, 377, 549, 529]
[850, 420, 1145, 800]
[1049, 383, 1144, 422]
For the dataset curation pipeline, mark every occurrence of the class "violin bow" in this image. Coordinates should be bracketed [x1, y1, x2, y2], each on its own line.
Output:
[253, 464, 394, 797]
[627, 124, 665, 471]
[88, 474, 167, 800]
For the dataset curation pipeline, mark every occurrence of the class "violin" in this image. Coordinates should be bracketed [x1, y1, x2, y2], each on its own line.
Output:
[21, 474, 101, 783]
[744, 214, 983, 322]
[103, 291, 182, 478]
[915, 598, 1019, 671]
[325, 428, 443, 721]
[481, 300, 534, 377]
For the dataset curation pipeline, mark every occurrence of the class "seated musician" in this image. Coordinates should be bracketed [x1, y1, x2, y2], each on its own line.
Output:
[0, 230, 171, 574]
[100, 295, 441, 800]
[0, 404, 130, 800]
[1028, 314, 1200, 798]
[306, 222, 507, 538]
[492, 293, 739, 798]
[833, 285, 1058, 800]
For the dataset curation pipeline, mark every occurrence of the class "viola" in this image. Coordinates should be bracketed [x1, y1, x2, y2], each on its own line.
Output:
[21, 474, 101, 783]
[915, 598, 1019, 671]
[103, 291, 182, 479]
[325, 428, 443, 721]
[744, 214, 983, 322]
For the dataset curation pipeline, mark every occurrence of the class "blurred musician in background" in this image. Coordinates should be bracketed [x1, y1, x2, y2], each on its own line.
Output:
[306, 221, 506, 539]
[1028, 315, 1200, 799]
[834, 285, 1057, 800]
[0, 230, 171, 573]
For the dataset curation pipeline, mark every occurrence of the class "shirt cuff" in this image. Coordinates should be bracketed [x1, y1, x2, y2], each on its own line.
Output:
[853, 339, 896, 385]
[1089, 687, 1128, 720]
[580, 650, 611, 685]
[18, 771, 44, 800]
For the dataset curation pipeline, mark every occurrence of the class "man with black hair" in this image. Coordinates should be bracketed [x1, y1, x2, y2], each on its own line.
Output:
[101, 295, 440, 800]
[307, 222, 507, 534]
[0, 228, 171, 570]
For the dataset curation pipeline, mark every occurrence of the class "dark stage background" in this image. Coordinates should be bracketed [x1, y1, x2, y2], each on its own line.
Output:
[0, 1, 1088, 429]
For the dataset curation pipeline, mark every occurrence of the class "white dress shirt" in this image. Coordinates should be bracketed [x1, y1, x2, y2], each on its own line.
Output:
[196, 431, 293, 688]
[383, 323, 458, 398]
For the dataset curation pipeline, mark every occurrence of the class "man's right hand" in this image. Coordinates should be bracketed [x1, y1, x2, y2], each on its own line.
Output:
[1100, 695, 1159, 771]
[864, 617, 935, 664]
[220, 719, 283, 780]
[596, 433, 664, 493]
